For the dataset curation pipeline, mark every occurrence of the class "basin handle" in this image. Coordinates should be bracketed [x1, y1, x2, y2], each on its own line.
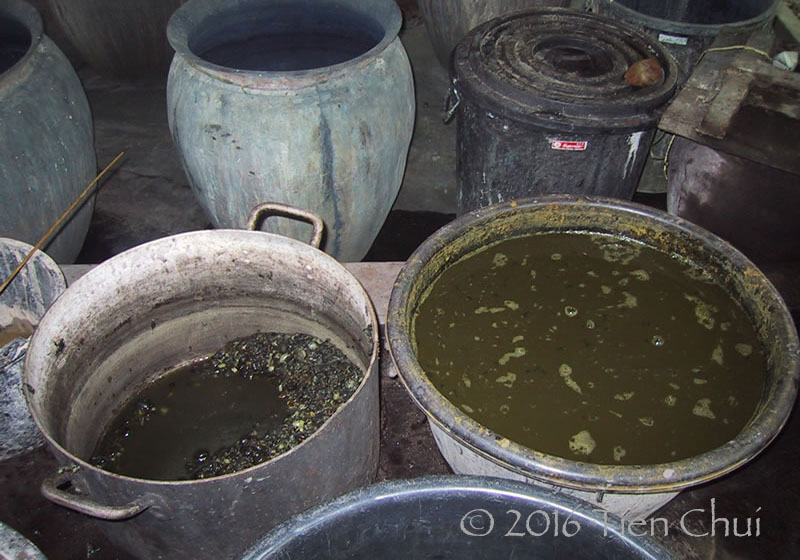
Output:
[41, 469, 150, 521]
[247, 202, 325, 249]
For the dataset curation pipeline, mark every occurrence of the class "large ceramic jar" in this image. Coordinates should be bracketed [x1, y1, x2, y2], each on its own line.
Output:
[0, 0, 96, 263]
[419, 0, 570, 68]
[167, 0, 415, 261]
[48, 0, 186, 80]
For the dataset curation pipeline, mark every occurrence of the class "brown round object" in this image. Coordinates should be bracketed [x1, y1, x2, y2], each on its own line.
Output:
[624, 57, 664, 87]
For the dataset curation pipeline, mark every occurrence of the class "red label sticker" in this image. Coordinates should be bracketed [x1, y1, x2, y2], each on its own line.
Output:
[551, 140, 588, 151]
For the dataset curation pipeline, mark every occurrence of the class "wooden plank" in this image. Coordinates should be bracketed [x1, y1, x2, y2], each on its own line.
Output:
[747, 60, 800, 120]
[696, 69, 754, 139]
[659, 26, 800, 175]
[660, 28, 753, 141]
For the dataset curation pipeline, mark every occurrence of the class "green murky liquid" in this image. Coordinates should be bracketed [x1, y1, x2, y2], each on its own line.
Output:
[92, 360, 288, 480]
[414, 232, 767, 465]
[91, 331, 363, 480]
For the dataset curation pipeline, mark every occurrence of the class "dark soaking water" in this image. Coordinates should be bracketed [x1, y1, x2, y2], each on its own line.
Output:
[194, 6, 382, 71]
[200, 32, 380, 71]
[91, 332, 363, 480]
[413, 232, 767, 465]
[1, 17, 32, 74]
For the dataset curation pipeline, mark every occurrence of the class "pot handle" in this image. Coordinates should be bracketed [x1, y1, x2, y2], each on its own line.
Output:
[247, 203, 325, 249]
[42, 469, 150, 521]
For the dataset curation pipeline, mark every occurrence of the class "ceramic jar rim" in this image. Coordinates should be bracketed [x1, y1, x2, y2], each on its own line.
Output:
[166, 0, 402, 89]
[0, 0, 43, 84]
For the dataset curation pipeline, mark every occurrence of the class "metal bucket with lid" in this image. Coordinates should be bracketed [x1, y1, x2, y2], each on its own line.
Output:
[449, 8, 679, 213]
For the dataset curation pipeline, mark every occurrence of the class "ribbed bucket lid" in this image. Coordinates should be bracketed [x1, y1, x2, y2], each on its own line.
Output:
[452, 8, 679, 133]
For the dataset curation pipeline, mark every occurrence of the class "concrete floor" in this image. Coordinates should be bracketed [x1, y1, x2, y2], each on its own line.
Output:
[3, 2, 799, 558]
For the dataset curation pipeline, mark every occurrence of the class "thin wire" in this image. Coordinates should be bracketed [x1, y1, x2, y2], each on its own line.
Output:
[695, 45, 772, 65]
[649, 130, 669, 160]
[0, 152, 125, 297]
[662, 134, 677, 182]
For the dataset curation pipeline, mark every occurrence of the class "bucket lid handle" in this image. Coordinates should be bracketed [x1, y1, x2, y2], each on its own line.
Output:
[247, 203, 325, 249]
[442, 81, 461, 124]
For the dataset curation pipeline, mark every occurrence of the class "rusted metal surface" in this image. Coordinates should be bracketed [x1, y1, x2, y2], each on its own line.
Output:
[450, 8, 678, 212]
[386, 196, 799, 513]
[23, 228, 380, 559]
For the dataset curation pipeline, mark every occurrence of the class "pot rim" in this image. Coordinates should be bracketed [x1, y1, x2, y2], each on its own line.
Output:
[242, 474, 670, 559]
[0, 0, 43, 85]
[166, 0, 402, 90]
[24, 229, 380, 486]
[386, 194, 800, 494]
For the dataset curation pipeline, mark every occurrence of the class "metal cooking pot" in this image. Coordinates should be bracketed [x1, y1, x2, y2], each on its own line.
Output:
[23, 204, 380, 559]
[387, 195, 799, 519]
